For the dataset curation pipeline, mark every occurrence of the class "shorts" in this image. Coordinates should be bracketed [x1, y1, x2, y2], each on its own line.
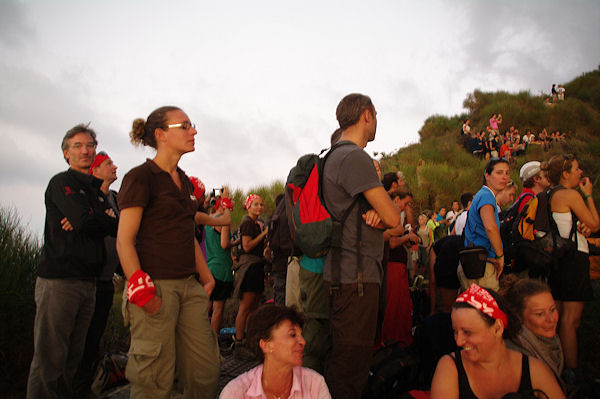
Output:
[240, 262, 264, 294]
[210, 279, 233, 301]
[550, 250, 594, 302]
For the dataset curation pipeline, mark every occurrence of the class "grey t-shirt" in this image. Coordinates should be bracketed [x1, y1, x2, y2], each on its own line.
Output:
[322, 141, 384, 284]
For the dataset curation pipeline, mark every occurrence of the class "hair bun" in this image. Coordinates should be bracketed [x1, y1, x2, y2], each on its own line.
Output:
[130, 118, 146, 146]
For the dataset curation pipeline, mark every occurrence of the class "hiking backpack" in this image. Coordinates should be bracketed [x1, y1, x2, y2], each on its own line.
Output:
[267, 197, 300, 258]
[284, 141, 358, 258]
[499, 192, 534, 269]
[511, 186, 577, 276]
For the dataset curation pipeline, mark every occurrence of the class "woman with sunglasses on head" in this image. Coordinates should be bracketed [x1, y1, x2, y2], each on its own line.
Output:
[545, 154, 599, 383]
[430, 284, 565, 399]
[116, 106, 219, 399]
[458, 158, 510, 292]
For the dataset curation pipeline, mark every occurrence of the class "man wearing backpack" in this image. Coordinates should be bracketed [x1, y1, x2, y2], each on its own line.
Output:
[322, 93, 401, 399]
[517, 161, 550, 213]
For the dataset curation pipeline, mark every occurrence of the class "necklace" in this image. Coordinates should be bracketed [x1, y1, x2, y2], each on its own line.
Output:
[270, 387, 290, 399]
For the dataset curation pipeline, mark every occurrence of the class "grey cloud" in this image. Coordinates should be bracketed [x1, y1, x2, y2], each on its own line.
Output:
[0, 0, 33, 49]
[457, 0, 600, 90]
[0, 63, 94, 135]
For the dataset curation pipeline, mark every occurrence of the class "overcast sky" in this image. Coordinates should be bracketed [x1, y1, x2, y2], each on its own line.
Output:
[1, 0, 599, 237]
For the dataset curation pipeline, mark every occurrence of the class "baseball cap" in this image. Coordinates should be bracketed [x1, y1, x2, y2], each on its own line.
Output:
[520, 161, 541, 181]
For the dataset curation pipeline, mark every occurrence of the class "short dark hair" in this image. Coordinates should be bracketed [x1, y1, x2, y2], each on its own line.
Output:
[246, 304, 305, 362]
[382, 172, 398, 191]
[452, 287, 521, 340]
[390, 191, 412, 201]
[460, 192, 474, 208]
[522, 173, 540, 188]
[336, 93, 374, 130]
[61, 123, 98, 164]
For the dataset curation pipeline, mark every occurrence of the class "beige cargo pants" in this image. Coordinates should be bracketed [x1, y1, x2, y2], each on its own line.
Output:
[124, 276, 220, 399]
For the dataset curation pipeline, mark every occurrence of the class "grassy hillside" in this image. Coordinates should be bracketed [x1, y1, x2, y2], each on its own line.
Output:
[380, 69, 600, 213]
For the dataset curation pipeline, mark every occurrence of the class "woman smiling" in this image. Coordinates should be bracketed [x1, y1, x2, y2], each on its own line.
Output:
[430, 284, 565, 399]
[220, 305, 330, 398]
[502, 277, 564, 390]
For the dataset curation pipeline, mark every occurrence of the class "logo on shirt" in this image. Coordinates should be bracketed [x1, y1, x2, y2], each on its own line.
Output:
[64, 186, 76, 196]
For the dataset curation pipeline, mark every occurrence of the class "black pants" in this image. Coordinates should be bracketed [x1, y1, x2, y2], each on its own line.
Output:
[76, 280, 114, 384]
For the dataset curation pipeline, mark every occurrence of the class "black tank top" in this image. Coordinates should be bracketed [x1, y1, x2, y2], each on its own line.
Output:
[452, 350, 532, 399]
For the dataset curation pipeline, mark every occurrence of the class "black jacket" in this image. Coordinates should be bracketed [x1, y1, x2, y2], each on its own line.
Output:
[37, 168, 118, 279]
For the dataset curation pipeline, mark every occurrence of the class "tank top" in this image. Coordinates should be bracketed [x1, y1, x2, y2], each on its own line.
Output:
[452, 350, 532, 398]
[552, 211, 589, 254]
[416, 225, 431, 248]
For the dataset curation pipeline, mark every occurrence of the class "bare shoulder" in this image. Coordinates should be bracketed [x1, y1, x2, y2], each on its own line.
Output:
[430, 354, 459, 399]
[528, 356, 566, 399]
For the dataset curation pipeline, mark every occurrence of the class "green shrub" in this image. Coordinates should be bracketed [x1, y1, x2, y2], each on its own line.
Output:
[0, 207, 40, 395]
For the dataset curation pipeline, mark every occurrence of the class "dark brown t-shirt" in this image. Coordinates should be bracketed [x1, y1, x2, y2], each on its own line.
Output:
[239, 216, 265, 257]
[118, 159, 198, 279]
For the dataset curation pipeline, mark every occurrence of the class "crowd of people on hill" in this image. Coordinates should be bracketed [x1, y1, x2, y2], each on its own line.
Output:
[462, 113, 568, 160]
[26, 94, 598, 399]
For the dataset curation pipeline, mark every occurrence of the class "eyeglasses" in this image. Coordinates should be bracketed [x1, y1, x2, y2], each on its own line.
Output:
[167, 121, 195, 130]
[71, 143, 97, 150]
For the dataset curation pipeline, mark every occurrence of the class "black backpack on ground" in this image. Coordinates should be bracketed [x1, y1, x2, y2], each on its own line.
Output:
[363, 340, 418, 399]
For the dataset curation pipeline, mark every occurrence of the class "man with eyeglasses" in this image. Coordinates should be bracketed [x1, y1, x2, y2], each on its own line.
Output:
[27, 124, 118, 399]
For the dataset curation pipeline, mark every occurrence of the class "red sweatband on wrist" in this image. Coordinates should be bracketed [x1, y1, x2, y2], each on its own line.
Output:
[127, 270, 156, 308]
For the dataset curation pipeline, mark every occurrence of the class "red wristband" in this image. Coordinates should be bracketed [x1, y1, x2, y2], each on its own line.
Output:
[127, 270, 156, 307]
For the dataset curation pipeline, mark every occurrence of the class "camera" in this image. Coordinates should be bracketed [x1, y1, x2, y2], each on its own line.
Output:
[209, 187, 223, 207]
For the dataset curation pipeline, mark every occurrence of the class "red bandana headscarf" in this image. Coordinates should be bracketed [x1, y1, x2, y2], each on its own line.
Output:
[456, 284, 508, 329]
[244, 194, 261, 210]
[89, 153, 109, 174]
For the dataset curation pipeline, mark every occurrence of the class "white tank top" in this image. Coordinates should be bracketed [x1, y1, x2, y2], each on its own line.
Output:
[552, 212, 589, 254]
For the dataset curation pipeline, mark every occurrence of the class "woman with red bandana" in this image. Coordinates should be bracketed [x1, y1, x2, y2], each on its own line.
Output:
[233, 194, 269, 355]
[430, 284, 565, 398]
